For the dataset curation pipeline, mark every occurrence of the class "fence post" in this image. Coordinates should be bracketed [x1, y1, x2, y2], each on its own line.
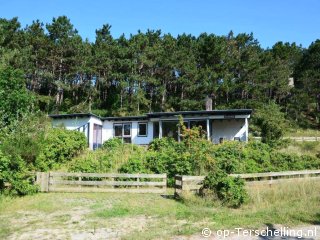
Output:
[163, 174, 167, 193]
[36, 172, 49, 192]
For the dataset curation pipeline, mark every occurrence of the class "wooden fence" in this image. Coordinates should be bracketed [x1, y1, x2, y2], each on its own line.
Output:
[253, 136, 320, 142]
[36, 172, 167, 193]
[175, 169, 320, 194]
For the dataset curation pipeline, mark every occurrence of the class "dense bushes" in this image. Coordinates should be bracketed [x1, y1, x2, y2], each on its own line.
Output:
[102, 138, 123, 150]
[201, 171, 248, 208]
[114, 136, 214, 185]
[0, 150, 38, 196]
[253, 102, 288, 143]
[116, 137, 320, 191]
[69, 139, 145, 173]
[36, 128, 87, 171]
[0, 113, 87, 195]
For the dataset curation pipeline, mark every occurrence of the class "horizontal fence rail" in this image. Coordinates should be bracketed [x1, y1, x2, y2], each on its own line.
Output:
[252, 136, 320, 142]
[36, 172, 167, 194]
[175, 169, 320, 195]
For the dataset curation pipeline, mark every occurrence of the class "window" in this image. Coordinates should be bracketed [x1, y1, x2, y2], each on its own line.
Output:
[138, 122, 148, 137]
[162, 121, 179, 141]
[153, 122, 159, 139]
[113, 123, 131, 143]
[114, 125, 122, 137]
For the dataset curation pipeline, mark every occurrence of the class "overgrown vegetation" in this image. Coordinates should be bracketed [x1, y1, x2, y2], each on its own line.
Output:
[0, 113, 87, 196]
[200, 171, 248, 208]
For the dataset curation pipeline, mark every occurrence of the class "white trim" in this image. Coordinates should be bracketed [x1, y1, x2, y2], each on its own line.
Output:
[206, 119, 210, 140]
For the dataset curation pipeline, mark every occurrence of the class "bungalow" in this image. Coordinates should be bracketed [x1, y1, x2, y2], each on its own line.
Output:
[49, 109, 252, 150]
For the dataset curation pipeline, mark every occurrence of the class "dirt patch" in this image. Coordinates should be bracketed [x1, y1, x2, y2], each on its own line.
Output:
[7, 207, 153, 240]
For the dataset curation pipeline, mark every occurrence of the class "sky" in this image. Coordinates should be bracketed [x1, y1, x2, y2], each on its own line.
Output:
[0, 0, 319, 48]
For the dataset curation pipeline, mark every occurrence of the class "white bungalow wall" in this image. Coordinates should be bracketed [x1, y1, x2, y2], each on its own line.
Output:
[51, 115, 249, 149]
[211, 118, 248, 144]
[102, 121, 154, 145]
[131, 121, 154, 145]
[51, 116, 103, 150]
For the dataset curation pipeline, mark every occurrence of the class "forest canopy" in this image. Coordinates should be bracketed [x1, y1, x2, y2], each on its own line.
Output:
[0, 16, 319, 128]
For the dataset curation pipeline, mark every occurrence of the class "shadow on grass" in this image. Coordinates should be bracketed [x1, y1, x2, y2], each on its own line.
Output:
[160, 194, 175, 200]
[290, 213, 320, 226]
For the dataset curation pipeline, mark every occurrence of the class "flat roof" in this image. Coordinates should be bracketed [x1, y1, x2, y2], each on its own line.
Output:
[147, 109, 252, 118]
[49, 109, 252, 121]
[49, 113, 101, 119]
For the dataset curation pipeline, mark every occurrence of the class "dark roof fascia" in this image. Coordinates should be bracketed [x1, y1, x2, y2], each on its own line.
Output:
[49, 113, 101, 119]
[49, 109, 252, 121]
[102, 116, 148, 121]
[147, 109, 252, 118]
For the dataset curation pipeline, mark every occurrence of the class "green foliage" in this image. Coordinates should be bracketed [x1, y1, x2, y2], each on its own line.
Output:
[201, 171, 248, 208]
[67, 149, 112, 173]
[147, 137, 215, 186]
[102, 138, 123, 150]
[0, 67, 35, 123]
[119, 156, 150, 174]
[0, 150, 38, 196]
[68, 142, 145, 173]
[254, 102, 288, 143]
[118, 136, 320, 190]
[0, 113, 86, 195]
[36, 128, 87, 171]
[0, 16, 318, 128]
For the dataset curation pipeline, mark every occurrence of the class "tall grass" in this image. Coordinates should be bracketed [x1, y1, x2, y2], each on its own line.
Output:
[64, 144, 146, 173]
[286, 128, 320, 137]
[279, 141, 320, 156]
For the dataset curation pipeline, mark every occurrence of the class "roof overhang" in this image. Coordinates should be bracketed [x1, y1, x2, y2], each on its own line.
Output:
[147, 109, 252, 118]
[49, 109, 252, 121]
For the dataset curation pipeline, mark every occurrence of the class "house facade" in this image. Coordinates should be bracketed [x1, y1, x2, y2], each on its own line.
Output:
[49, 109, 252, 150]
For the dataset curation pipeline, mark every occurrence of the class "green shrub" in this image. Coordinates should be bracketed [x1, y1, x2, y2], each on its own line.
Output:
[68, 142, 146, 173]
[102, 138, 123, 150]
[0, 150, 38, 196]
[148, 137, 179, 151]
[254, 102, 288, 143]
[146, 150, 194, 186]
[201, 171, 248, 208]
[119, 156, 150, 174]
[68, 149, 112, 173]
[36, 128, 87, 171]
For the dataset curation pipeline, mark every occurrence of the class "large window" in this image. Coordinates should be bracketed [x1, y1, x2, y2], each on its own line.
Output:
[138, 122, 148, 137]
[162, 121, 179, 141]
[113, 123, 131, 143]
[189, 120, 207, 136]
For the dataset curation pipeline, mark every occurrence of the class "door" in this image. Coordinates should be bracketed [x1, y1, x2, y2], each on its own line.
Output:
[93, 124, 102, 150]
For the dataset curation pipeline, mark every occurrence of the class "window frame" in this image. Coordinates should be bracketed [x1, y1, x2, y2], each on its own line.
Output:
[137, 122, 148, 137]
[114, 124, 123, 137]
[113, 123, 132, 143]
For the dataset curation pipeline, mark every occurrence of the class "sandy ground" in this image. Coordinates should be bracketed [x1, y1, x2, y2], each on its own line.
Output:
[2, 196, 319, 240]
[5, 206, 319, 240]
[5, 206, 153, 240]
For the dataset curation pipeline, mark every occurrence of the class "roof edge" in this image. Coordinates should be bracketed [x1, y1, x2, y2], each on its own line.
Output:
[49, 109, 252, 120]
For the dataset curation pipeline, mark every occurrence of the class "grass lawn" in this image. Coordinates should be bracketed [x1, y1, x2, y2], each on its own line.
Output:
[279, 141, 320, 157]
[0, 180, 319, 239]
[285, 128, 320, 137]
